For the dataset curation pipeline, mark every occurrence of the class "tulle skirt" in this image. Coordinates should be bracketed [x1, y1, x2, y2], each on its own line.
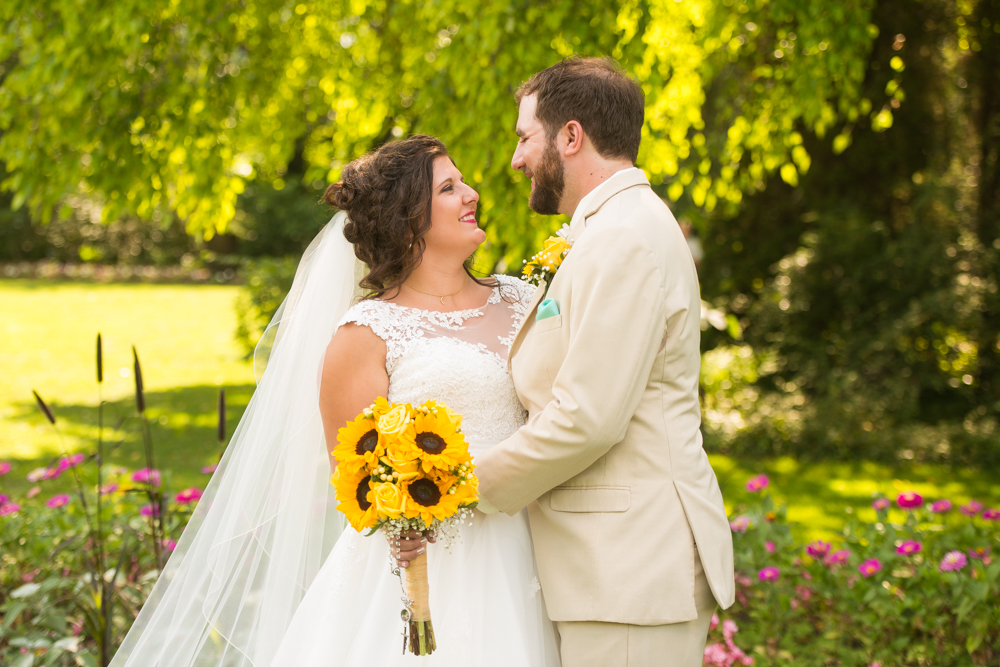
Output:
[270, 508, 561, 666]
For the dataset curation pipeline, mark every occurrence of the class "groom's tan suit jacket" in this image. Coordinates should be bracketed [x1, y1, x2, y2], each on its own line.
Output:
[476, 169, 735, 625]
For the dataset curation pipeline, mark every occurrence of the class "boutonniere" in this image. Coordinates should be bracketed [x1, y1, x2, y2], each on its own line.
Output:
[521, 225, 573, 288]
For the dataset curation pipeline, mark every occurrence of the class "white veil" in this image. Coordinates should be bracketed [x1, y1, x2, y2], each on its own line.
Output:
[111, 212, 362, 667]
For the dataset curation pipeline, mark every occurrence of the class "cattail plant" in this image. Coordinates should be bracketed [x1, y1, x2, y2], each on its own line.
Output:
[132, 346, 164, 568]
[217, 388, 227, 449]
[32, 368, 131, 667]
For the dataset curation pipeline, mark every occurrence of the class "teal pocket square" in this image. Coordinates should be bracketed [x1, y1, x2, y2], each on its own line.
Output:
[536, 298, 560, 321]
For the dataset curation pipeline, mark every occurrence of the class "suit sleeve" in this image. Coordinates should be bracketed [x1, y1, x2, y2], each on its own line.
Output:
[475, 223, 670, 514]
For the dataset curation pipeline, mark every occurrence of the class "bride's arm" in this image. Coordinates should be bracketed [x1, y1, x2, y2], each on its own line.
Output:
[318, 322, 389, 475]
[319, 322, 427, 566]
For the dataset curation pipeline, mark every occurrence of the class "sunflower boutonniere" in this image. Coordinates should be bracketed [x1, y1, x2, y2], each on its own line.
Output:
[522, 225, 572, 288]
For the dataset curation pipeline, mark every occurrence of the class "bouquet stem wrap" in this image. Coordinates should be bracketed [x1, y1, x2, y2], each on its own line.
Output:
[403, 552, 436, 655]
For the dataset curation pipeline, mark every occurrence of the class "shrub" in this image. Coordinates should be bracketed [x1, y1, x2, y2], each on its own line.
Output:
[718, 478, 1000, 666]
[233, 256, 299, 356]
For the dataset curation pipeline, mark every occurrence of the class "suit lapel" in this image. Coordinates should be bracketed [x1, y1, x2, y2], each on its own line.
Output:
[507, 283, 547, 374]
[507, 170, 651, 375]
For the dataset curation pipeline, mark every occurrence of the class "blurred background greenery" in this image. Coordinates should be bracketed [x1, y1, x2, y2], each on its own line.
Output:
[1, 0, 999, 521]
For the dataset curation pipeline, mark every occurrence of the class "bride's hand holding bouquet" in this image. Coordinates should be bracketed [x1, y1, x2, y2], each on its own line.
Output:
[331, 397, 478, 655]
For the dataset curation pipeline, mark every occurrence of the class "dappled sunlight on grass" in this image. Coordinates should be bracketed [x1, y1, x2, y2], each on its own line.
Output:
[2, 280, 256, 497]
[1, 385, 255, 497]
[711, 453, 1000, 543]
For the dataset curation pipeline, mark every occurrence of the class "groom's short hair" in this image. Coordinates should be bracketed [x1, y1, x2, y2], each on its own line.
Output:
[516, 57, 644, 163]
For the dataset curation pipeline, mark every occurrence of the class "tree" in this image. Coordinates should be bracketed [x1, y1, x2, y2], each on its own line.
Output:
[1, 0, 880, 266]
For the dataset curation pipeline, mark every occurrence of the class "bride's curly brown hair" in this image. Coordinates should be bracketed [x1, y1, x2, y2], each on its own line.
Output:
[324, 134, 498, 301]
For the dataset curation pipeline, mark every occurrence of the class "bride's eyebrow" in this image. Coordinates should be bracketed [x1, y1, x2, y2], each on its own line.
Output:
[435, 177, 453, 192]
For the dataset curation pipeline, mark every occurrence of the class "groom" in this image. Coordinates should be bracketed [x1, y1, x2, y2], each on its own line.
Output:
[476, 57, 735, 666]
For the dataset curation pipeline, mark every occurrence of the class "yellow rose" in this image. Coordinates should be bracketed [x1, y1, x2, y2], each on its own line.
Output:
[378, 404, 411, 437]
[539, 236, 571, 270]
[371, 482, 406, 519]
[381, 448, 421, 481]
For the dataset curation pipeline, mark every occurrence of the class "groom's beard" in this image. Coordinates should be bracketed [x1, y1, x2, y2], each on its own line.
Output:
[528, 140, 565, 215]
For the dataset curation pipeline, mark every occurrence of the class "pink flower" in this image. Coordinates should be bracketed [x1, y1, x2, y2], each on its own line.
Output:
[704, 619, 755, 666]
[806, 540, 831, 558]
[0, 503, 20, 516]
[26, 486, 41, 498]
[872, 497, 891, 511]
[983, 509, 1000, 521]
[896, 540, 921, 556]
[704, 643, 728, 665]
[57, 454, 84, 471]
[871, 663, 883, 667]
[26, 467, 49, 482]
[46, 494, 71, 509]
[896, 491, 923, 509]
[745, 474, 769, 493]
[940, 550, 967, 572]
[131, 468, 162, 487]
[858, 559, 882, 577]
[162, 539, 177, 551]
[0, 462, 10, 475]
[758, 567, 780, 582]
[709, 613, 719, 632]
[824, 549, 851, 567]
[201, 464, 218, 474]
[175, 488, 203, 504]
[100, 483, 119, 495]
[765, 541, 776, 554]
[960, 500, 984, 516]
[139, 504, 161, 517]
[42, 467, 61, 480]
[968, 546, 991, 560]
[930, 499, 952, 513]
[729, 516, 750, 533]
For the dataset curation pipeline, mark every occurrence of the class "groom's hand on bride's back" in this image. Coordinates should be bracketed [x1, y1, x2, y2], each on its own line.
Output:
[390, 529, 437, 568]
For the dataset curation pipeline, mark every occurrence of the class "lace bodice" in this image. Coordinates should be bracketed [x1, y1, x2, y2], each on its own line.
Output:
[338, 275, 535, 444]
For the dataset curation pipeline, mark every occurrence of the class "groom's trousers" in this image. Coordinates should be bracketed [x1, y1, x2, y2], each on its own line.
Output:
[555, 551, 717, 667]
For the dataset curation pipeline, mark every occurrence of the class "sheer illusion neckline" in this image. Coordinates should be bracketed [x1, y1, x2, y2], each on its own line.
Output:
[374, 283, 500, 317]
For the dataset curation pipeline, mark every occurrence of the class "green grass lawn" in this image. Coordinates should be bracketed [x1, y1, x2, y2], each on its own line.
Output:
[1, 279, 256, 496]
[2, 279, 999, 545]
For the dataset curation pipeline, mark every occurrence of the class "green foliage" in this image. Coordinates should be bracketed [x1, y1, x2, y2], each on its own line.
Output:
[719, 483, 1000, 666]
[1, 0, 881, 268]
[697, 0, 1000, 466]
[234, 256, 298, 356]
[0, 475, 193, 666]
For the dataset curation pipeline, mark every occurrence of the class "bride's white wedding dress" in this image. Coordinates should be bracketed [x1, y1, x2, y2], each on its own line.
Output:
[270, 274, 560, 666]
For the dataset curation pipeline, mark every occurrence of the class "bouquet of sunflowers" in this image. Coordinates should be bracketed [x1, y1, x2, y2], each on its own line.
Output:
[331, 397, 478, 656]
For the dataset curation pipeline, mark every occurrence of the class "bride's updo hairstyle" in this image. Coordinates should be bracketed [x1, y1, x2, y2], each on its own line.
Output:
[324, 134, 494, 301]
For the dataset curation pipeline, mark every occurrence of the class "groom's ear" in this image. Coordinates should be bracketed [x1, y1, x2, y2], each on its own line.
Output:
[561, 120, 586, 157]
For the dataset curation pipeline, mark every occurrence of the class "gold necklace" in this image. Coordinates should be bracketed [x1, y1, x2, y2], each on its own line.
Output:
[405, 275, 469, 304]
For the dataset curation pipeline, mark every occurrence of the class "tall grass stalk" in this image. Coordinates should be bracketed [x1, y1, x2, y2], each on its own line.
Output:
[132, 346, 164, 568]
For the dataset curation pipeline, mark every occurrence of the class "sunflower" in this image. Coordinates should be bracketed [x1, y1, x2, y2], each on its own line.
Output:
[405, 409, 471, 474]
[402, 474, 461, 525]
[371, 396, 394, 420]
[332, 465, 378, 532]
[333, 412, 382, 473]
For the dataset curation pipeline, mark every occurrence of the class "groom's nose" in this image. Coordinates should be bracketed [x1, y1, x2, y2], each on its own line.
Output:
[511, 144, 525, 172]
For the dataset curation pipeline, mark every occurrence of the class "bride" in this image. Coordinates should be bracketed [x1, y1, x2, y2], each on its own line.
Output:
[109, 135, 561, 666]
